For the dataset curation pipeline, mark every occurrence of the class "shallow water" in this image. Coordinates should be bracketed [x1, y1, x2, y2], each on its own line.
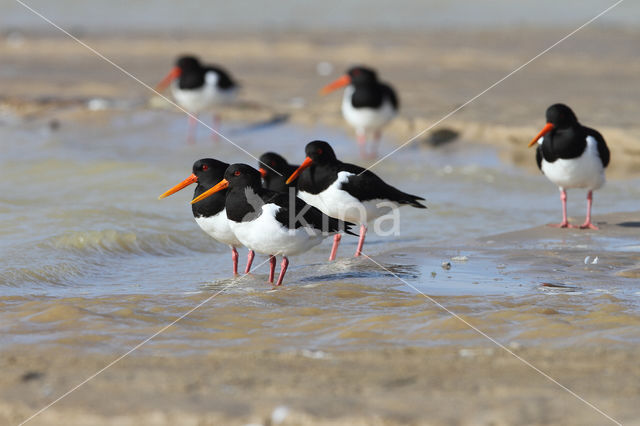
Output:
[1, 109, 639, 354]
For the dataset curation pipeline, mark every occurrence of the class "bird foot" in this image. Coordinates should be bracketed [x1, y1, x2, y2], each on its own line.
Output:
[548, 222, 577, 228]
[579, 222, 599, 230]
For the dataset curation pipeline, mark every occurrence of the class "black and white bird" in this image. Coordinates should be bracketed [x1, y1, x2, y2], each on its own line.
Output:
[191, 164, 355, 286]
[529, 104, 610, 230]
[258, 152, 299, 193]
[157, 55, 238, 143]
[159, 158, 254, 275]
[321, 66, 399, 159]
[286, 140, 426, 260]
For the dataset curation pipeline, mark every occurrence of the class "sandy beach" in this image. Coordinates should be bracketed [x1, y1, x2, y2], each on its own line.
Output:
[2, 10, 640, 426]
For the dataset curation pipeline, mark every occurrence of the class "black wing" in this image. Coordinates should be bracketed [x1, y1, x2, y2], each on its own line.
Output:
[264, 190, 356, 235]
[381, 82, 399, 110]
[339, 163, 426, 208]
[206, 65, 237, 89]
[584, 126, 610, 168]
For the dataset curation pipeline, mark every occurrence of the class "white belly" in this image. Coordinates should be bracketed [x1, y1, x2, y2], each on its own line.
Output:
[171, 80, 236, 113]
[298, 171, 396, 225]
[540, 136, 605, 190]
[341, 86, 395, 135]
[194, 210, 242, 247]
[229, 204, 326, 256]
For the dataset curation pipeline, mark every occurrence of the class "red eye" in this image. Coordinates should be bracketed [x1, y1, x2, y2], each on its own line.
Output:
[352, 69, 360, 76]
[317, 148, 323, 154]
[271, 161, 276, 166]
[202, 164, 208, 171]
[234, 170, 241, 176]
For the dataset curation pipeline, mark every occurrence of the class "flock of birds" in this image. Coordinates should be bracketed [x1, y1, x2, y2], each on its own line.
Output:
[157, 55, 611, 286]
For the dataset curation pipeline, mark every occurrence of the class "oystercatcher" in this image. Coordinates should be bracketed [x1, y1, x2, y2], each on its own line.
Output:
[321, 66, 399, 158]
[529, 104, 610, 230]
[157, 55, 238, 143]
[158, 158, 254, 275]
[286, 140, 426, 260]
[258, 152, 299, 193]
[191, 164, 355, 286]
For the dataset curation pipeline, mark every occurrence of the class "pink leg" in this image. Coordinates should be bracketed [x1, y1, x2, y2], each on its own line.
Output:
[187, 115, 197, 144]
[549, 189, 575, 228]
[579, 191, 599, 230]
[355, 224, 366, 257]
[369, 130, 382, 159]
[357, 132, 367, 159]
[329, 234, 342, 261]
[231, 247, 239, 275]
[212, 113, 220, 143]
[268, 255, 276, 284]
[244, 250, 255, 274]
[275, 256, 289, 286]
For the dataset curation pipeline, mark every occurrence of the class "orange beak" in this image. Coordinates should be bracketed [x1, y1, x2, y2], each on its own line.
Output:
[259, 168, 267, 178]
[528, 122, 555, 148]
[156, 66, 181, 91]
[320, 74, 351, 95]
[285, 156, 313, 184]
[191, 179, 229, 204]
[158, 174, 197, 200]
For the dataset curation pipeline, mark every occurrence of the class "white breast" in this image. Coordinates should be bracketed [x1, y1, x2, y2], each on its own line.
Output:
[540, 136, 605, 190]
[298, 171, 397, 225]
[229, 204, 327, 256]
[341, 85, 396, 135]
[171, 74, 237, 113]
[194, 210, 242, 247]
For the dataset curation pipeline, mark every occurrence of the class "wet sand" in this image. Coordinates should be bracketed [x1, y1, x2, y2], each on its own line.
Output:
[2, 212, 640, 425]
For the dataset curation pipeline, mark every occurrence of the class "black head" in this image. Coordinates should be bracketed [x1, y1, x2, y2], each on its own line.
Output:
[545, 104, 578, 129]
[304, 140, 338, 164]
[259, 152, 290, 176]
[176, 55, 202, 71]
[224, 164, 262, 189]
[347, 66, 378, 85]
[192, 158, 228, 188]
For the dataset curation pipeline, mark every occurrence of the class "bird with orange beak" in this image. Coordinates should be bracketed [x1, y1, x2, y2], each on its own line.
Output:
[156, 55, 238, 143]
[258, 152, 299, 194]
[286, 141, 425, 260]
[321, 66, 398, 159]
[529, 104, 610, 229]
[158, 158, 254, 276]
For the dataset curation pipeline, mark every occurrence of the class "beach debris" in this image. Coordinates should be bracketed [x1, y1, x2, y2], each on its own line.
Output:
[451, 255, 468, 262]
[592, 256, 599, 264]
[301, 349, 329, 359]
[496, 264, 506, 270]
[508, 341, 522, 351]
[441, 261, 451, 270]
[584, 256, 590, 264]
[431, 271, 437, 278]
[425, 127, 459, 147]
[316, 61, 334, 76]
[271, 405, 290, 425]
[21, 371, 44, 382]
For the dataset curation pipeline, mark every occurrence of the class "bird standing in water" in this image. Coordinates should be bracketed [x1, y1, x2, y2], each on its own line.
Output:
[157, 55, 238, 143]
[286, 141, 426, 260]
[529, 103, 610, 229]
[159, 159, 254, 275]
[258, 152, 299, 193]
[321, 66, 398, 159]
[192, 164, 355, 286]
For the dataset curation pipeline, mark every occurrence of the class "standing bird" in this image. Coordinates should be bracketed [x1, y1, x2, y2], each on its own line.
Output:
[191, 164, 355, 286]
[529, 104, 610, 230]
[321, 66, 399, 159]
[258, 152, 299, 193]
[158, 158, 254, 275]
[157, 55, 238, 143]
[286, 140, 426, 260]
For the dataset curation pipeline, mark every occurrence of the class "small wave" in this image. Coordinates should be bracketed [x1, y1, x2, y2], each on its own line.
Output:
[47, 229, 219, 257]
[0, 262, 83, 287]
